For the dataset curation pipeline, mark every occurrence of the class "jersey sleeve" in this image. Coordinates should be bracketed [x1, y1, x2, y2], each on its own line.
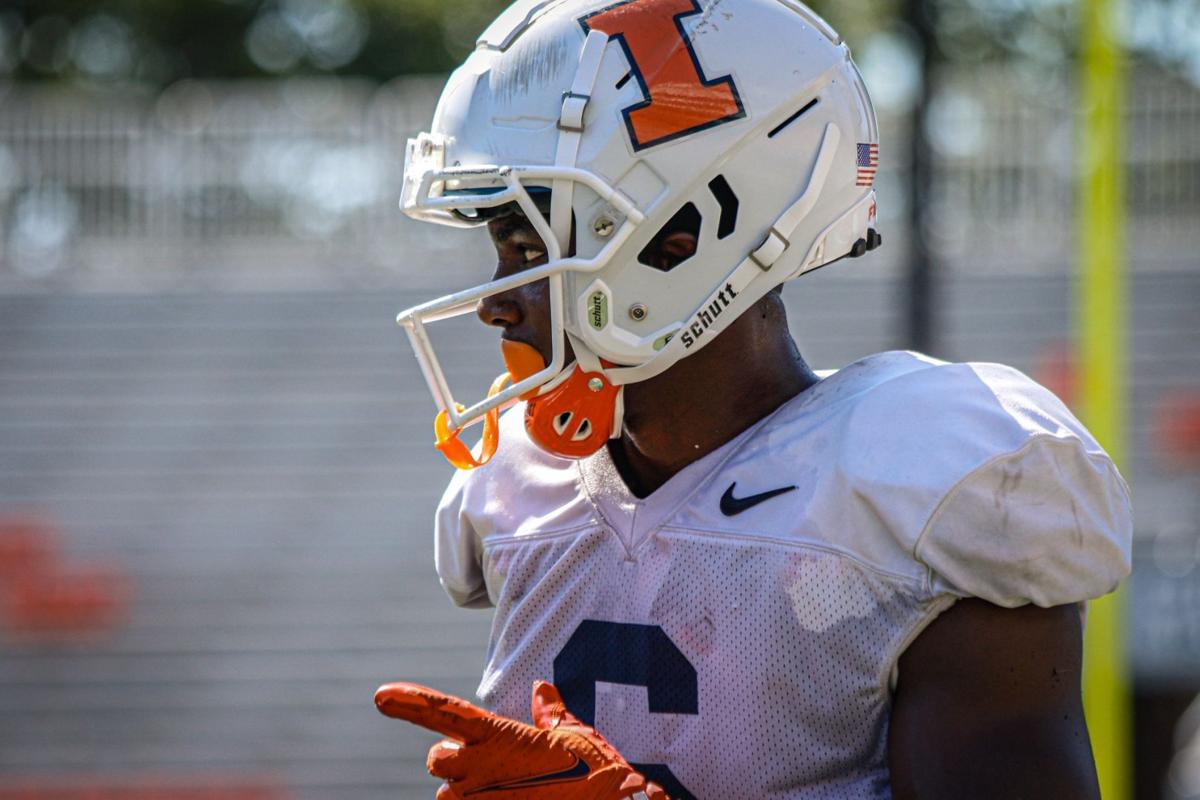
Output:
[840, 357, 1132, 608]
[434, 466, 491, 609]
[917, 432, 1132, 607]
[913, 364, 1132, 607]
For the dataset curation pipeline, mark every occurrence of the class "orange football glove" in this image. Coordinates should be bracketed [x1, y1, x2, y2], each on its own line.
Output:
[375, 680, 669, 800]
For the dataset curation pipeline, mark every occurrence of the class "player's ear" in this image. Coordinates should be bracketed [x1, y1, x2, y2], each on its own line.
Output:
[662, 231, 698, 262]
[641, 230, 698, 271]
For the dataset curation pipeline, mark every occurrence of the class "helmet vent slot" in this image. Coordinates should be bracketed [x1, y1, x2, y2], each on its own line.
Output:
[707, 175, 739, 240]
[767, 98, 819, 139]
[615, 71, 632, 90]
[637, 202, 702, 272]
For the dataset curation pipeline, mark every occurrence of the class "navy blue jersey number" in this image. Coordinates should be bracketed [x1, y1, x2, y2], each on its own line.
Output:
[553, 620, 698, 800]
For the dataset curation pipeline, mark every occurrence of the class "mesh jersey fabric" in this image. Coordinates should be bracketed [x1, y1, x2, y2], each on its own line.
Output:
[431, 350, 1132, 799]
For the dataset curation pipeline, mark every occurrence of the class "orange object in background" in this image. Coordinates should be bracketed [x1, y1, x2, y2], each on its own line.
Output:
[0, 775, 290, 799]
[0, 513, 60, 581]
[1155, 391, 1200, 470]
[2, 563, 133, 641]
[1033, 340, 1079, 411]
[0, 511, 133, 644]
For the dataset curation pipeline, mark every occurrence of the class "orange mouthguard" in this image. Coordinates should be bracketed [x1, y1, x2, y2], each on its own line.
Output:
[431, 340, 545, 470]
[433, 372, 510, 470]
[501, 339, 546, 399]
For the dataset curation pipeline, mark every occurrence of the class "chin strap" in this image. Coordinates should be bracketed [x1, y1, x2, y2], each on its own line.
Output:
[506, 336, 623, 462]
[523, 373, 622, 459]
[432, 338, 625, 470]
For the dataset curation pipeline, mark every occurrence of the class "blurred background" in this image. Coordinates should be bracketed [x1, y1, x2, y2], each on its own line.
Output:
[0, 0, 1196, 798]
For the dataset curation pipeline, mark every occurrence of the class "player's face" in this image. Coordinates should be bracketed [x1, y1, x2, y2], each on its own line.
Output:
[474, 208, 695, 366]
[476, 211, 559, 366]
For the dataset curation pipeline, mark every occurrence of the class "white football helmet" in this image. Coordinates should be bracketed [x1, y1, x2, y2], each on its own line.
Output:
[397, 0, 881, 467]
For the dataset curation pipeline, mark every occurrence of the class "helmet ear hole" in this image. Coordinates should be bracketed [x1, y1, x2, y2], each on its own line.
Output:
[572, 419, 593, 442]
[553, 412, 573, 435]
[638, 202, 702, 272]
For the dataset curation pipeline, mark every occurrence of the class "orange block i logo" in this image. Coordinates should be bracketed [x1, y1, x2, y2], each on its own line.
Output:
[581, 0, 745, 151]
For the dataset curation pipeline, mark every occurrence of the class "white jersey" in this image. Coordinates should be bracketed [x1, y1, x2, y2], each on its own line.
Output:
[433, 351, 1132, 800]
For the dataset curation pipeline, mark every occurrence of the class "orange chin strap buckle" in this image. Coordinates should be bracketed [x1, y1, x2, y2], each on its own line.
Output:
[433, 341, 622, 470]
[433, 372, 510, 470]
[502, 340, 621, 461]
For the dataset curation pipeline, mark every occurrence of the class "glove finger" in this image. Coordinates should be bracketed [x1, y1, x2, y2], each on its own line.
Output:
[435, 782, 463, 800]
[645, 780, 670, 800]
[426, 739, 470, 781]
[530, 681, 587, 731]
[375, 682, 497, 744]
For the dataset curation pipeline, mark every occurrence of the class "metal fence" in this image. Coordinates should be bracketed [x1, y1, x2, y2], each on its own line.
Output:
[0, 77, 449, 291]
[0, 68, 1197, 292]
[927, 66, 1200, 272]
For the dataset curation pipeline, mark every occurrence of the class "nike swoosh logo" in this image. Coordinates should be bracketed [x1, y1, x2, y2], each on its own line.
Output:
[720, 482, 796, 516]
[464, 756, 590, 794]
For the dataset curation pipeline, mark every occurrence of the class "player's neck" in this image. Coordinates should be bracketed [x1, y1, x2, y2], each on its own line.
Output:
[609, 296, 818, 498]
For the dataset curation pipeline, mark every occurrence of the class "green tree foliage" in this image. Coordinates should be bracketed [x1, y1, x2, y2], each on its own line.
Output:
[5, 0, 1192, 90]
[0, 0, 513, 85]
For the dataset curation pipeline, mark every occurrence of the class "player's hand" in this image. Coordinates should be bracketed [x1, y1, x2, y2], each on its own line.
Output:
[375, 680, 669, 800]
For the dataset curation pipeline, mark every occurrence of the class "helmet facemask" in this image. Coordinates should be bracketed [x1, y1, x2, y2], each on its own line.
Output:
[397, 119, 645, 466]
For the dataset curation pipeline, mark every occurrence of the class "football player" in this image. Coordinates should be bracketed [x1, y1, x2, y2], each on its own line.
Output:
[377, 0, 1134, 797]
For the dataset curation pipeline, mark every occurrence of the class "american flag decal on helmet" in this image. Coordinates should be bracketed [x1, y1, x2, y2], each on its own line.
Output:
[856, 143, 878, 187]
